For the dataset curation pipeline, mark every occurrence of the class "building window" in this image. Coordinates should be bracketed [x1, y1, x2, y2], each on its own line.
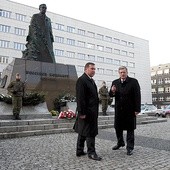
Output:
[157, 70, 163, 75]
[158, 87, 164, 93]
[0, 24, 10, 33]
[151, 79, 156, 85]
[0, 40, 9, 48]
[105, 69, 113, 75]
[121, 40, 127, 46]
[165, 87, 170, 93]
[128, 42, 134, 48]
[67, 51, 75, 58]
[77, 53, 85, 60]
[97, 68, 104, 74]
[87, 31, 95, 38]
[129, 62, 135, 68]
[15, 13, 26, 21]
[129, 52, 134, 58]
[97, 45, 104, 51]
[113, 38, 120, 44]
[165, 78, 170, 84]
[158, 97, 164, 101]
[77, 65, 84, 72]
[67, 38, 75, 46]
[56, 23, 64, 30]
[114, 59, 120, 65]
[96, 34, 104, 40]
[14, 27, 26, 36]
[105, 36, 112, 42]
[151, 72, 156, 76]
[164, 68, 169, 74]
[152, 88, 156, 94]
[114, 49, 120, 55]
[152, 97, 157, 101]
[97, 56, 104, 62]
[122, 61, 128, 67]
[0, 56, 9, 63]
[106, 47, 112, 53]
[55, 49, 64, 56]
[121, 50, 127, 56]
[55, 36, 64, 43]
[0, 9, 11, 18]
[14, 42, 25, 50]
[77, 41, 85, 47]
[129, 72, 135, 78]
[106, 58, 113, 64]
[67, 26, 75, 33]
[87, 43, 95, 49]
[86, 55, 95, 61]
[166, 97, 170, 101]
[77, 29, 85, 35]
[158, 79, 163, 84]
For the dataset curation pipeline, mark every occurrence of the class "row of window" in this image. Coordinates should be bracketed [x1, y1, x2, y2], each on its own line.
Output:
[151, 69, 170, 76]
[152, 87, 170, 93]
[55, 49, 135, 68]
[55, 36, 134, 58]
[0, 56, 8, 64]
[151, 78, 170, 84]
[0, 24, 26, 36]
[55, 23, 135, 48]
[152, 97, 170, 101]
[0, 9, 26, 21]
[1, 8, 135, 49]
[0, 40, 25, 50]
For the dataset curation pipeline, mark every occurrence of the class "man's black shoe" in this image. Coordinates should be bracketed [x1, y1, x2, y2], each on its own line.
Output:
[127, 149, 133, 156]
[76, 152, 87, 157]
[112, 144, 125, 150]
[88, 154, 102, 161]
[15, 116, 21, 120]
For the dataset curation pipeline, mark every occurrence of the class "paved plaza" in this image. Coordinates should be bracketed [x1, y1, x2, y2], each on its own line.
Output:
[0, 119, 170, 170]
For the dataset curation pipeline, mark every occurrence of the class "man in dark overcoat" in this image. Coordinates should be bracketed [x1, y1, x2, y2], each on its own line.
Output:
[109, 66, 141, 155]
[73, 62, 102, 161]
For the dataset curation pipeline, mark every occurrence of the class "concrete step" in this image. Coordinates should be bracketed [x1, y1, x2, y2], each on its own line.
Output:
[0, 123, 114, 139]
[140, 118, 167, 124]
[0, 116, 167, 139]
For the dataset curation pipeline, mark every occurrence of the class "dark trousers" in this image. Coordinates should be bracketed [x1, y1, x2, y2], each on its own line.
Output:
[115, 128, 134, 150]
[76, 134, 96, 156]
[12, 96, 22, 116]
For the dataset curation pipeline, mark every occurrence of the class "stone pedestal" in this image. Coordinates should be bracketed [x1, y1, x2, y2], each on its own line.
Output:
[0, 58, 78, 112]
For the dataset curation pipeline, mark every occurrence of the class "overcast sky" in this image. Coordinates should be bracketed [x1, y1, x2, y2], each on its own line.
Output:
[12, 0, 170, 66]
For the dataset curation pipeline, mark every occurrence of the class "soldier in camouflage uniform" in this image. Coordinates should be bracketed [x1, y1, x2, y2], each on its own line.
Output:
[99, 81, 109, 116]
[7, 73, 25, 120]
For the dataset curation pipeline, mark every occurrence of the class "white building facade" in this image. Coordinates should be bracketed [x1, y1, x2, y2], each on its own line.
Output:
[0, 0, 152, 104]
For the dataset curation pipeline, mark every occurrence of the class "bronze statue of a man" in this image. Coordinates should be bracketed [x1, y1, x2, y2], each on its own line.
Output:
[22, 4, 55, 63]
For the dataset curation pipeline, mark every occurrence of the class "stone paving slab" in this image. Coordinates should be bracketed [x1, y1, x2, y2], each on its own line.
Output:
[0, 119, 170, 170]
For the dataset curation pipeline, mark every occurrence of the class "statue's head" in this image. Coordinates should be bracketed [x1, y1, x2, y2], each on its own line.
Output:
[39, 4, 47, 14]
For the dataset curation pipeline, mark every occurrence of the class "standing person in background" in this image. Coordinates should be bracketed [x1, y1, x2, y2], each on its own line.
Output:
[99, 81, 109, 116]
[109, 66, 141, 155]
[7, 73, 25, 120]
[73, 62, 102, 161]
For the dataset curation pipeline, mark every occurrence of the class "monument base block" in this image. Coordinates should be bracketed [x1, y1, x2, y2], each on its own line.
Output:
[0, 58, 78, 112]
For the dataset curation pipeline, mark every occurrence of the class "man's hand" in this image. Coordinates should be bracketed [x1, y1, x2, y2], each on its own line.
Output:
[111, 85, 116, 93]
[79, 115, 86, 119]
[135, 112, 139, 116]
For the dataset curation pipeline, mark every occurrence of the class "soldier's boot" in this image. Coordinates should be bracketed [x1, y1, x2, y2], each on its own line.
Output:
[102, 111, 107, 116]
[15, 113, 21, 120]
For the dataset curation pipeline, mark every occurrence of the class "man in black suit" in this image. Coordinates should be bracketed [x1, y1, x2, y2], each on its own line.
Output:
[73, 62, 102, 161]
[109, 66, 141, 156]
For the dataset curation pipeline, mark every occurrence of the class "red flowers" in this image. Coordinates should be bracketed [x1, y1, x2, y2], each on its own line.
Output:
[58, 109, 76, 119]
